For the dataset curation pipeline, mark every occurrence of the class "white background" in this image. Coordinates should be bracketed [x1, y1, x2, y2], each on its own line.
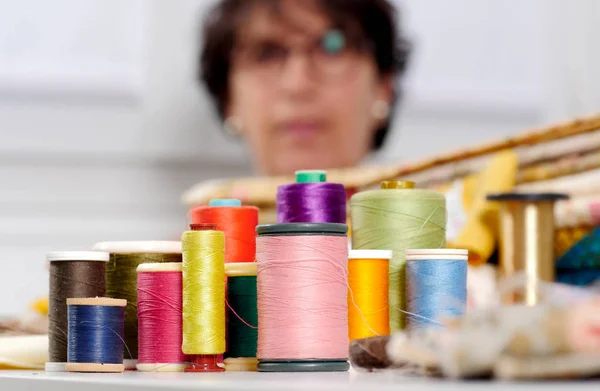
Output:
[0, 0, 598, 314]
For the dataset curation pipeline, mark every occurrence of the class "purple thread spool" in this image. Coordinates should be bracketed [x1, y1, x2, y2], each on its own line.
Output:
[276, 182, 347, 223]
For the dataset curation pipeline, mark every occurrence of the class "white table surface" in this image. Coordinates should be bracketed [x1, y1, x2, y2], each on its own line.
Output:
[0, 370, 598, 391]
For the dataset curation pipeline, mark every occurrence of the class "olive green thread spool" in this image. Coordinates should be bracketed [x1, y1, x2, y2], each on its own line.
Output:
[93, 241, 182, 368]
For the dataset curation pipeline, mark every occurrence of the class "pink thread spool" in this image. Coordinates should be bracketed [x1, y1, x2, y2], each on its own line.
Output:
[256, 223, 350, 372]
[136, 263, 188, 372]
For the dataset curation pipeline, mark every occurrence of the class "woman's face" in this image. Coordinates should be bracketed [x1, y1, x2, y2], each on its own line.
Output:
[227, 1, 392, 176]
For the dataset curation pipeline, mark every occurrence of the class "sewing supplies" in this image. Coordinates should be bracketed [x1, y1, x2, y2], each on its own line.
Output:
[224, 262, 259, 372]
[276, 170, 347, 224]
[348, 249, 392, 341]
[405, 249, 468, 329]
[92, 241, 182, 368]
[65, 297, 127, 373]
[136, 263, 188, 372]
[350, 180, 447, 331]
[190, 199, 258, 263]
[182, 226, 226, 372]
[487, 193, 569, 305]
[47, 251, 109, 372]
[256, 223, 349, 372]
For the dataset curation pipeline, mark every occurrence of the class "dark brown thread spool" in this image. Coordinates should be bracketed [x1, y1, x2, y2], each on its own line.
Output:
[48, 251, 109, 369]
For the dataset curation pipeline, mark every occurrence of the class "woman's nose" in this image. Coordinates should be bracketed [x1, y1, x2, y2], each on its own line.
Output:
[279, 54, 316, 96]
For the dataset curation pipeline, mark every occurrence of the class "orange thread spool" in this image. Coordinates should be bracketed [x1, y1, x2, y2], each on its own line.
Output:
[348, 250, 391, 341]
[190, 199, 258, 263]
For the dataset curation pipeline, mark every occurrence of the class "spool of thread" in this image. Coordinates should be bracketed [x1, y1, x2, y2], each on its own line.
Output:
[350, 180, 447, 331]
[182, 225, 226, 372]
[256, 223, 350, 372]
[348, 250, 392, 341]
[276, 170, 347, 224]
[65, 297, 127, 373]
[487, 193, 568, 305]
[405, 249, 468, 329]
[136, 263, 188, 372]
[47, 251, 109, 372]
[190, 199, 258, 263]
[224, 262, 258, 372]
[93, 241, 182, 369]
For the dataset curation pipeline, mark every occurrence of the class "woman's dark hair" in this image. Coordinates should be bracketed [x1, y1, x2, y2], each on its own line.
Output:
[200, 0, 411, 151]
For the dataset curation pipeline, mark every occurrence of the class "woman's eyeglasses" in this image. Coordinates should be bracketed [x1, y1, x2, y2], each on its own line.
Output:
[233, 30, 372, 82]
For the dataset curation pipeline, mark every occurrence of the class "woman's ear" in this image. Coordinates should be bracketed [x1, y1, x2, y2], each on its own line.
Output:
[223, 103, 243, 138]
[371, 75, 394, 125]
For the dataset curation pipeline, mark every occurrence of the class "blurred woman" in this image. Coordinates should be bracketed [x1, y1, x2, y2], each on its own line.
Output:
[200, 0, 410, 176]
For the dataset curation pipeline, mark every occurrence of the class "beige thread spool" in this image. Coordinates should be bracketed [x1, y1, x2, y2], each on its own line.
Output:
[487, 193, 568, 305]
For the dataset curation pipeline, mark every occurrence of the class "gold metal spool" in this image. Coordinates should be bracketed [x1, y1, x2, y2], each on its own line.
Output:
[487, 193, 568, 305]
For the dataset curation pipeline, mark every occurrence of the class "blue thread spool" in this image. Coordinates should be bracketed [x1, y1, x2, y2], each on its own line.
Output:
[65, 297, 127, 373]
[405, 249, 468, 329]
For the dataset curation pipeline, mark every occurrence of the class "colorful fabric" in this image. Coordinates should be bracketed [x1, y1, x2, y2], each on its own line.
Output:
[518, 148, 600, 184]
[555, 226, 594, 258]
[557, 270, 600, 286]
[410, 132, 600, 188]
[517, 168, 600, 197]
[555, 195, 600, 228]
[557, 228, 600, 270]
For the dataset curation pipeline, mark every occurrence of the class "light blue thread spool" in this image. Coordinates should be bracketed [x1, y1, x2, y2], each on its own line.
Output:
[405, 249, 468, 329]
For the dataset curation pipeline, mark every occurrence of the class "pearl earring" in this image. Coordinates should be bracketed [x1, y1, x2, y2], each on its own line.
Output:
[372, 100, 390, 120]
[224, 116, 243, 137]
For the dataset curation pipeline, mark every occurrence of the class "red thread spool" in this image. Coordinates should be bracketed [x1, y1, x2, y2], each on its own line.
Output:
[189, 199, 258, 263]
[136, 263, 188, 372]
[184, 222, 224, 373]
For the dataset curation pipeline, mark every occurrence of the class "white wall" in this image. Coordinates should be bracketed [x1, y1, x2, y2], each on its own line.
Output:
[0, 0, 598, 314]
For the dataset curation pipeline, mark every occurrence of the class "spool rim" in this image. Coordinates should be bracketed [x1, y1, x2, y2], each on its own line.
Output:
[348, 249, 393, 260]
[225, 262, 257, 277]
[406, 255, 468, 261]
[136, 363, 189, 372]
[92, 241, 182, 254]
[381, 180, 415, 189]
[45, 362, 67, 372]
[136, 262, 183, 273]
[257, 223, 347, 236]
[487, 192, 569, 202]
[223, 357, 258, 372]
[65, 363, 125, 373]
[66, 297, 127, 307]
[46, 251, 110, 262]
[295, 170, 327, 183]
[405, 249, 468, 256]
[208, 199, 242, 207]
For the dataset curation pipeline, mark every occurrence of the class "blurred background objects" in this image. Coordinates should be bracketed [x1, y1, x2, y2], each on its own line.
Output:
[0, 0, 599, 314]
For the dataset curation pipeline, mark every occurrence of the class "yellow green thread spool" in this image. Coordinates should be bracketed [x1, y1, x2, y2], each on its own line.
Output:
[182, 227, 226, 372]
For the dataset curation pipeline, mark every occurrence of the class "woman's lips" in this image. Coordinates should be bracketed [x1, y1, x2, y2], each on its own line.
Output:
[281, 121, 323, 142]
